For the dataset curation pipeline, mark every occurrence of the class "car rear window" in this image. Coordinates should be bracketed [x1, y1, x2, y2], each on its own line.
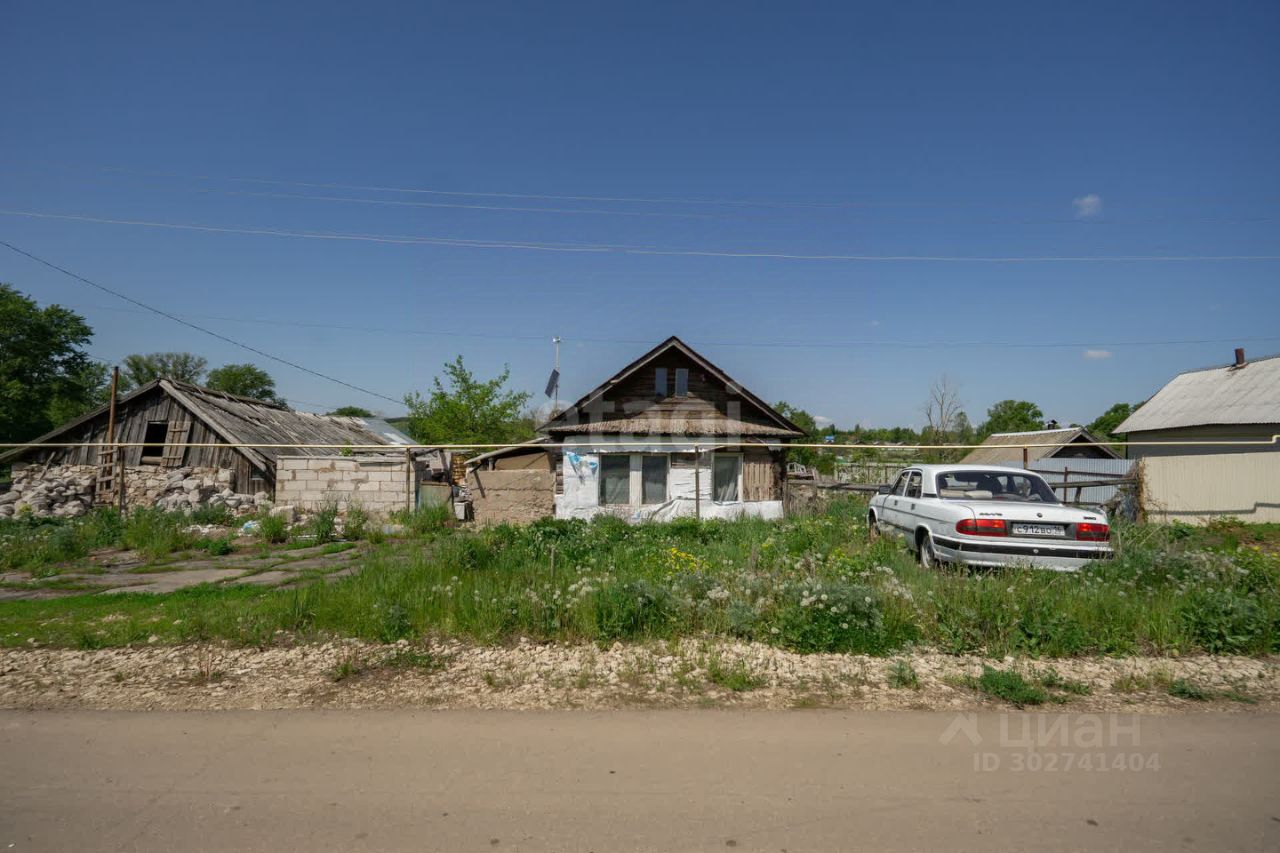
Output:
[935, 471, 1060, 503]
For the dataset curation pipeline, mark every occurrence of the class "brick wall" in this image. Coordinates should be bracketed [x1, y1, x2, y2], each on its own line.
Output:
[275, 455, 420, 516]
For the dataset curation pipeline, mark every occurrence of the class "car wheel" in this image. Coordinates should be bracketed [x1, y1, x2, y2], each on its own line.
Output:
[868, 512, 881, 540]
[917, 531, 938, 569]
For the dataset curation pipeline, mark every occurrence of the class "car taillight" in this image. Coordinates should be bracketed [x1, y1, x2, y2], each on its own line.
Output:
[1076, 522, 1110, 541]
[956, 518, 1008, 536]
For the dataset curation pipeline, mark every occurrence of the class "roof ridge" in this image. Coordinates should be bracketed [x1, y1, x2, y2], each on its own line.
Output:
[1170, 350, 1280, 377]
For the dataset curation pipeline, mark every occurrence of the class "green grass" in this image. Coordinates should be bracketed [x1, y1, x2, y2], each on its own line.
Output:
[1167, 678, 1212, 701]
[887, 659, 920, 689]
[1, 499, 1278, 657]
[706, 654, 766, 692]
[971, 666, 1047, 707]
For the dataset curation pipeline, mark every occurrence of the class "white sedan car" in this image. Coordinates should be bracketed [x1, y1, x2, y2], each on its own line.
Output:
[868, 464, 1113, 570]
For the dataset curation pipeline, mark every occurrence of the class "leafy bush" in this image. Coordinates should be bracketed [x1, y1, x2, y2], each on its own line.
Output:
[1179, 588, 1271, 654]
[774, 580, 888, 653]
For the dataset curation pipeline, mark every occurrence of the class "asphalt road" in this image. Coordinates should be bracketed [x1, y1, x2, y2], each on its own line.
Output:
[2, 710, 1277, 852]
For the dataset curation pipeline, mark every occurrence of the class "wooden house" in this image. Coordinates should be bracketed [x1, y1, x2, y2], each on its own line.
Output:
[470, 337, 804, 522]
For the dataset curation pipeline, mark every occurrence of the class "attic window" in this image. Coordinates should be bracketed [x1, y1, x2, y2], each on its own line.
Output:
[139, 421, 168, 464]
[655, 367, 668, 399]
[675, 368, 689, 397]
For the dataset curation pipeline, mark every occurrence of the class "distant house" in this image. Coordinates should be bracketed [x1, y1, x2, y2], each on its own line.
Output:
[1116, 349, 1280, 523]
[961, 427, 1120, 466]
[0, 379, 442, 519]
[465, 336, 805, 523]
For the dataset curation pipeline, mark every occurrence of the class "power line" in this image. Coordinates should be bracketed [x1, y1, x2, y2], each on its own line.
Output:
[0, 239, 403, 405]
[62, 301, 1280, 353]
[4, 208, 1279, 263]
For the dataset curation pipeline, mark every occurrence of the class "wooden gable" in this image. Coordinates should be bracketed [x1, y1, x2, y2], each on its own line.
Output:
[541, 337, 803, 438]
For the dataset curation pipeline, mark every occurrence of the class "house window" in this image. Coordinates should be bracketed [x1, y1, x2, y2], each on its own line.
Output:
[713, 454, 741, 502]
[654, 368, 668, 399]
[641, 455, 668, 504]
[139, 421, 168, 464]
[599, 455, 631, 505]
[674, 368, 689, 397]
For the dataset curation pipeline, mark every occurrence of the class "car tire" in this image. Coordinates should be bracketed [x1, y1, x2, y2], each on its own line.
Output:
[868, 512, 881, 540]
[917, 531, 938, 569]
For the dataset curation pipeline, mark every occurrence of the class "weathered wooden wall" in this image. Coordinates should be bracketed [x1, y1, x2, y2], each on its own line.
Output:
[16, 387, 254, 491]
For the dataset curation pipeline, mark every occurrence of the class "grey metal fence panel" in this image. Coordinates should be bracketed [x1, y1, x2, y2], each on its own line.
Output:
[1027, 458, 1136, 506]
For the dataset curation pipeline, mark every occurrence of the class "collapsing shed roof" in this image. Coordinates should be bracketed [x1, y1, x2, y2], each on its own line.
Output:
[0, 379, 417, 469]
[161, 381, 418, 471]
[1116, 353, 1280, 433]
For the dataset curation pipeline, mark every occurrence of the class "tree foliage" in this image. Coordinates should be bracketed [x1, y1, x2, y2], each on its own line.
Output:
[978, 399, 1045, 437]
[1, 284, 107, 441]
[773, 401, 821, 468]
[1088, 402, 1136, 439]
[205, 363, 283, 403]
[404, 356, 533, 446]
[328, 406, 374, 417]
[120, 352, 207, 389]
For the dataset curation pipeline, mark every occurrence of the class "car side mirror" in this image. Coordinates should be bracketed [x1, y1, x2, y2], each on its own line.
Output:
[877, 485, 892, 495]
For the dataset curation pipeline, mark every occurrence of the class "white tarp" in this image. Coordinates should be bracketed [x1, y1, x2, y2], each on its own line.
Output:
[556, 443, 782, 522]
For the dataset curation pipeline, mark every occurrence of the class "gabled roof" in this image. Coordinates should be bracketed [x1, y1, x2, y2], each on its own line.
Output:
[1116, 352, 1280, 433]
[1, 379, 415, 467]
[961, 427, 1120, 465]
[539, 336, 805, 438]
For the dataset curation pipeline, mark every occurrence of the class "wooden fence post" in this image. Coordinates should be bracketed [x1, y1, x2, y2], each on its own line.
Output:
[405, 448, 414, 512]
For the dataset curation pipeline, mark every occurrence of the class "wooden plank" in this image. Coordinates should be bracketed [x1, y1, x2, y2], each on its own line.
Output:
[161, 421, 191, 468]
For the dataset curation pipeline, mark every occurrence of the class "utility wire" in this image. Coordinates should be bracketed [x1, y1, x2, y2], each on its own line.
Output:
[60, 301, 1280, 353]
[0, 239, 403, 405]
[4, 208, 1279, 263]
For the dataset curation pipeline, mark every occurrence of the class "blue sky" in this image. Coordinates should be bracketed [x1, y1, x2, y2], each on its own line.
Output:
[2, 0, 1277, 429]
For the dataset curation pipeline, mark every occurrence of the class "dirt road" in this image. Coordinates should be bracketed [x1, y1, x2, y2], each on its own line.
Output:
[2, 710, 1277, 852]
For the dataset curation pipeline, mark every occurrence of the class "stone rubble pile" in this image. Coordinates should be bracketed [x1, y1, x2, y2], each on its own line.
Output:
[0, 464, 270, 519]
[0, 464, 97, 519]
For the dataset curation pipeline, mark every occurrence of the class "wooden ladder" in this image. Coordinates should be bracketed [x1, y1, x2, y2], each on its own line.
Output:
[95, 446, 117, 505]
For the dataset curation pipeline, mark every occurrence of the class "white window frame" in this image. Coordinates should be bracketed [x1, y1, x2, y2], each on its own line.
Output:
[711, 452, 743, 503]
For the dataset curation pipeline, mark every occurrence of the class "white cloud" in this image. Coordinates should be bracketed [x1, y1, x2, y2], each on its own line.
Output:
[1073, 194, 1103, 218]
[1083, 349, 1113, 360]
[814, 415, 834, 426]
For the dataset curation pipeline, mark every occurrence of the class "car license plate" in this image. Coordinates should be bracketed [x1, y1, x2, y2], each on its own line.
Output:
[1011, 523, 1065, 537]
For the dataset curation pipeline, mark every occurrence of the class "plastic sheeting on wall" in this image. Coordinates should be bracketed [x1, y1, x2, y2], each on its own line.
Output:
[555, 442, 783, 522]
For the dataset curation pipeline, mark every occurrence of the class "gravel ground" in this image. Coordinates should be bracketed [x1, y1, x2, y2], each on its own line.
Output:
[2, 640, 1277, 712]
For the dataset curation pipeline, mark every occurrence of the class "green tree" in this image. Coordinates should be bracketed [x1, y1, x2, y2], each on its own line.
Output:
[205, 363, 283, 403]
[978, 400, 1045, 437]
[328, 406, 374, 417]
[774, 401, 820, 468]
[1, 284, 106, 441]
[1087, 402, 1136, 439]
[404, 356, 533, 446]
[120, 352, 207, 389]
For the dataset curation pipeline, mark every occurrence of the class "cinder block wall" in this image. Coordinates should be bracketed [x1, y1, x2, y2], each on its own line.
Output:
[275, 455, 419, 516]
[466, 469, 555, 525]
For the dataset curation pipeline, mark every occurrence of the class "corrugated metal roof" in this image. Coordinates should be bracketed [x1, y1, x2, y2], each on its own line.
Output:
[1116, 353, 1280, 433]
[960, 428, 1119, 465]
